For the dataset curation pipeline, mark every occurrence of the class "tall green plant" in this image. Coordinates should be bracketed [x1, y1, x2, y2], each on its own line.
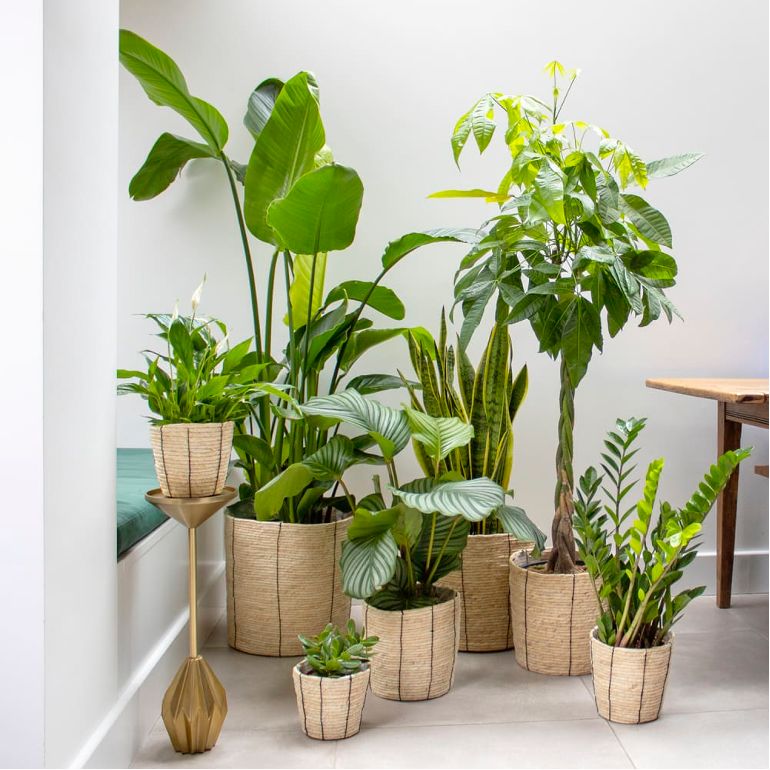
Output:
[400, 312, 544, 545]
[574, 418, 751, 647]
[436, 61, 703, 572]
[120, 31, 481, 522]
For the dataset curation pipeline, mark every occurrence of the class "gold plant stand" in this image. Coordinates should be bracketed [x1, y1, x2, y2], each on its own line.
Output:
[145, 486, 237, 754]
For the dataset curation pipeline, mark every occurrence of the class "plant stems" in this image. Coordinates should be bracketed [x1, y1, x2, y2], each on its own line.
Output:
[424, 512, 437, 573]
[425, 517, 460, 586]
[264, 248, 280, 362]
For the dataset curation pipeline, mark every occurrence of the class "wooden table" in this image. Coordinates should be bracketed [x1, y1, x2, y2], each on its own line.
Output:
[645, 378, 768, 608]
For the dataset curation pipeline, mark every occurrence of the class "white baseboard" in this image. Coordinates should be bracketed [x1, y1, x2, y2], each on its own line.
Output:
[683, 550, 768, 595]
[75, 563, 225, 769]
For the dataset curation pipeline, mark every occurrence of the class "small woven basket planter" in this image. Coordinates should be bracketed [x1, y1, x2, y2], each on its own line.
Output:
[149, 422, 234, 498]
[363, 587, 461, 701]
[292, 663, 370, 740]
[590, 628, 674, 724]
[225, 514, 351, 656]
[509, 551, 597, 675]
[439, 533, 533, 652]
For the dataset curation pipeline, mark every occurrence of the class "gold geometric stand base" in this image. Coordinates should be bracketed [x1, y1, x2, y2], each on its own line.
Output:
[162, 655, 228, 754]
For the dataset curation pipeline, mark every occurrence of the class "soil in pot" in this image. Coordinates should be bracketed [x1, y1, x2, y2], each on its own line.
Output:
[439, 533, 533, 652]
[590, 628, 674, 724]
[225, 513, 351, 656]
[293, 663, 370, 740]
[509, 550, 597, 675]
[363, 586, 462, 701]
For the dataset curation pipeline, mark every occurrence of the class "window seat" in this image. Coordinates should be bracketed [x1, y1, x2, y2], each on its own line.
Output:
[117, 448, 167, 557]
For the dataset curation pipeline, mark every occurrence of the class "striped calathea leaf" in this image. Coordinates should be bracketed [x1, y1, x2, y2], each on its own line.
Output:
[389, 477, 504, 522]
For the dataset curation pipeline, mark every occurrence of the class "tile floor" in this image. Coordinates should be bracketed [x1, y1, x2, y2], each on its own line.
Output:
[131, 595, 769, 770]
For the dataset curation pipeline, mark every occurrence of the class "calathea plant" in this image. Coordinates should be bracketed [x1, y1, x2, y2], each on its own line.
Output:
[120, 30, 480, 523]
[573, 418, 751, 648]
[401, 311, 544, 543]
[254, 388, 505, 608]
[434, 61, 703, 572]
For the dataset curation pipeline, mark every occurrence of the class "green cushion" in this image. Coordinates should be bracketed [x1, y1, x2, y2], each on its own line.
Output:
[117, 448, 168, 557]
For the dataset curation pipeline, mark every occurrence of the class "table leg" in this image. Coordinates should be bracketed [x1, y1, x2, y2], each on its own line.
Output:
[716, 401, 742, 608]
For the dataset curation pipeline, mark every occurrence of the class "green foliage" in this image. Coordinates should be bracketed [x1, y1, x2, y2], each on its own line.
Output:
[120, 30, 482, 523]
[438, 62, 702, 571]
[298, 621, 378, 678]
[573, 417, 752, 648]
[117, 284, 289, 425]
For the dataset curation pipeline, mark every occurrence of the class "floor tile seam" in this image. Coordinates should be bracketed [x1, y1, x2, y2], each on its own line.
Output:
[605, 720, 637, 769]
[354, 714, 607, 732]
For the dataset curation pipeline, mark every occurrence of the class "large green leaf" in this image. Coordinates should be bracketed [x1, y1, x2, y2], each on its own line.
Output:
[287, 253, 328, 330]
[325, 281, 405, 320]
[340, 531, 399, 599]
[119, 30, 228, 152]
[267, 163, 363, 254]
[301, 435, 383, 481]
[561, 297, 602, 386]
[348, 505, 401, 539]
[428, 189, 509, 203]
[625, 251, 678, 287]
[404, 408, 474, 464]
[390, 477, 504, 522]
[244, 78, 283, 139]
[471, 93, 496, 152]
[129, 133, 215, 200]
[494, 505, 546, 548]
[300, 389, 410, 460]
[620, 194, 672, 248]
[346, 374, 417, 395]
[532, 160, 566, 225]
[253, 464, 314, 521]
[381, 229, 482, 271]
[340, 328, 407, 372]
[645, 153, 704, 181]
[244, 71, 325, 244]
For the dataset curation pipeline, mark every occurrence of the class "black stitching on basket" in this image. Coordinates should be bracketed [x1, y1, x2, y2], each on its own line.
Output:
[460, 558, 468, 651]
[330, 520, 338, 623]
[657, 645, 672, 719]
[523, 568, 530, 671]
[276, 523, 283, 656]
[298, 670, 308, 735]
[230, 517, 237, 648]
[427, 605, 435, 699]
[590, 633, 598, 711]
[186, 427, 192, 497]
[568, 573, 576, 675]
[319, 677, 325, 740]
[213, 423, 224, 495]
[638, 648, 649, 724]
[344, 674, 352, 738]
[608, 646, 616, 722]
[398, 610, 404, 701]
[447, 595, 458, 690]
[506, 535, 513, 649]
[159, 426, 171, 496]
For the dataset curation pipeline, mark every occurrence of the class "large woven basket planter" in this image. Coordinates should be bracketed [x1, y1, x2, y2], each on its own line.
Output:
[292, 663, 370, 740]
[590, 628, 674, 724]
[509, 551, 597, 675]
[149, 421, 234, 498]
[225, 515, 351, 656]
[439, 534, 533, 652]
[363, 587, 461, 701]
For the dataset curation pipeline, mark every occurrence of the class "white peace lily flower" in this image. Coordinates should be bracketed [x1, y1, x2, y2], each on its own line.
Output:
[191, 275, 206, 312]
[171, 300, 179, 321]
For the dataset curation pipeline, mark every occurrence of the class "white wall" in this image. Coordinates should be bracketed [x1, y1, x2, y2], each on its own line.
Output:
[118, 0, 768, 582]
[0, 2, 45, 766]
[44, 0, 119, 767]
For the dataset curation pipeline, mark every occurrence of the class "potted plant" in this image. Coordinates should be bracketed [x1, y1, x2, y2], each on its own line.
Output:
[282, 389, 505, 700]
[401, 312, 545, 651]
[572, 417, 751, 723]
[292, 621, 377, 741]
[120, 30, 480, 655]
[117, 283, 282, 498]
[434, 61, 703, 674]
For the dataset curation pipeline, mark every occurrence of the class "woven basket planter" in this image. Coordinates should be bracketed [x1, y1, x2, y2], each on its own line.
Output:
[363, 587, 461, 701]
[439, 534, 533, 652]
[292, 663, 370, 740]
[509, 551, 597, 675]
[590, 629, 674, 724]
[225, 514, 351, 656]
[149, 422, 234, 498]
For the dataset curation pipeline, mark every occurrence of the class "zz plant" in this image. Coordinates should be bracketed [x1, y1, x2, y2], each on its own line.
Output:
[120, 30, 479, 523]
[573, 417, 751, 648]
[401, 312, 544, 545]
[435, 61, 703, 573]
[255, 388, 505, 608]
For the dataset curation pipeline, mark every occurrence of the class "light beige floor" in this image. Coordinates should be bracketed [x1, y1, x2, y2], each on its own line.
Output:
[131, 595, 769, 769]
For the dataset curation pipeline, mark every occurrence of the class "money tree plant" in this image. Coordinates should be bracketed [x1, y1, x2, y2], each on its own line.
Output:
[434, 61, 703, 572]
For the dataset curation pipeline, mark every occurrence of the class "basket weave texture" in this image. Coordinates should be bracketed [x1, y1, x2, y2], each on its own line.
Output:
[292, 664, 370, 740]
[439, 534, 533, 651]
[509, 553, 597, 675]
[590, 629, 674, 724]
[149, 422, 234, 498]
[363, 587, 461, 701]
[225, 515, 351, 656]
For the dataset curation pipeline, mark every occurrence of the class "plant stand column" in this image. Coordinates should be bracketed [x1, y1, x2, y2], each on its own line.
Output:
[146, 487, 236, 754]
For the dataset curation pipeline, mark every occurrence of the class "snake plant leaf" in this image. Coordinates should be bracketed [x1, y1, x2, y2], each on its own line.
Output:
[619, 194, 672, 248]
[494, 505, 547, 549]
[380, 229, 483, 271]
[244, 71, 325, 244]
[244, 77, 283, 139]
[253, 464, 314, 521]
[325, 281, 405, 320]
[389, 477, 504, 522]
[287, 253, 328, 330]
[340, 522, 399, 600]
[301, 389, 410, 460]
[404, 408, 474, 464]
[644, 152, 704, 181]
[129, 133, 216, 201]
[346, 374, 418, 395]
[119, 30, 228, 153]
